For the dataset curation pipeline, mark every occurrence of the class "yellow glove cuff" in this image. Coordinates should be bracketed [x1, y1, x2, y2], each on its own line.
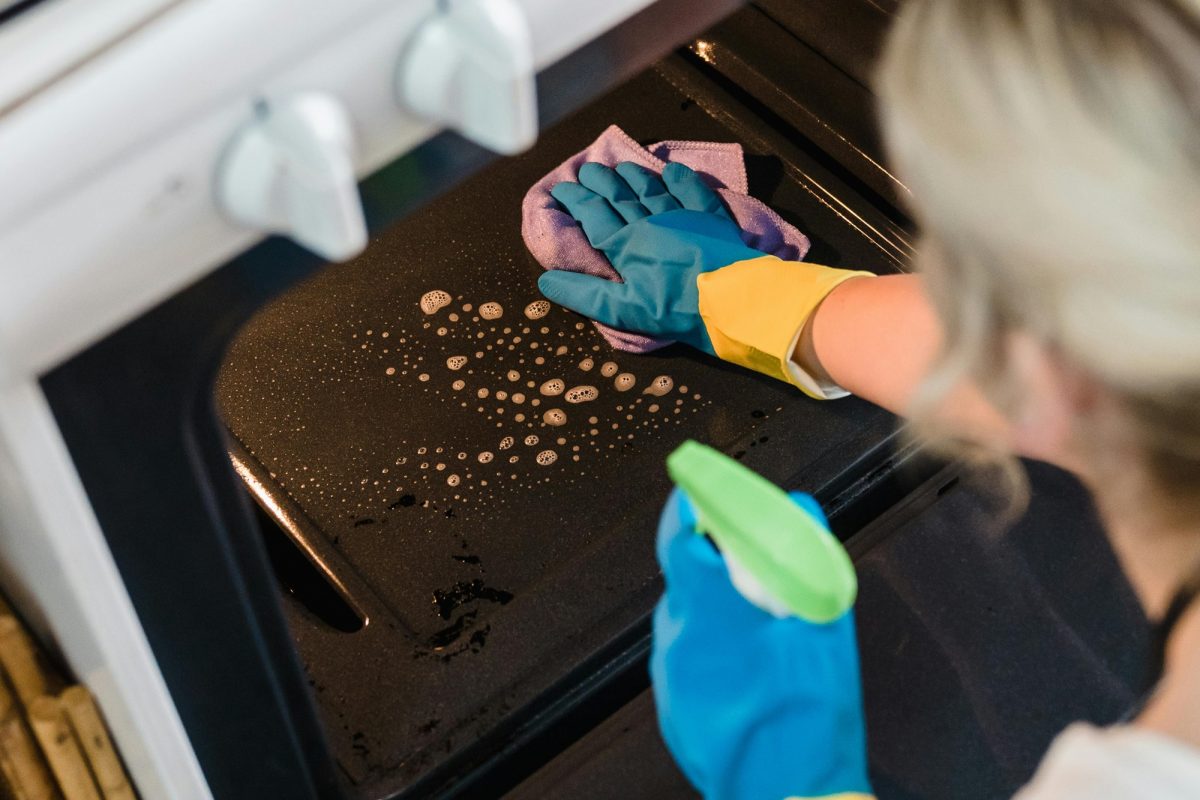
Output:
[696, 256, 875, 399]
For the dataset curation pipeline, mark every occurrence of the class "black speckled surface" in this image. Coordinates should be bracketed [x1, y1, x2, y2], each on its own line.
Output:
[217, 57, 906, 798]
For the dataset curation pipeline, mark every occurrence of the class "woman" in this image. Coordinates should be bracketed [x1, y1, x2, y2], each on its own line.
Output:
[537, 0, 1200, 797]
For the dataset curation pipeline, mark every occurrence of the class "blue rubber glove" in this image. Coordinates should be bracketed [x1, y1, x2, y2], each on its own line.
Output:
[651, 488, 873, 800]
[538, 161, 766, 353]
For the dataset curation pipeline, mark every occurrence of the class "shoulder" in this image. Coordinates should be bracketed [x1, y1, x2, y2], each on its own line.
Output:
[1016, 723, 1200, 799]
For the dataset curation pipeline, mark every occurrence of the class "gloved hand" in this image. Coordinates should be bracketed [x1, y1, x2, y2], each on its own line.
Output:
[651, 488, 873, 800]
[539, 161, 763, 353]
[538, 161, 874, 397]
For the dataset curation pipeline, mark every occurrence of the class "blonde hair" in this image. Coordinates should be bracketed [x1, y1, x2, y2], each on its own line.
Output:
[878, 0, 1200, 523]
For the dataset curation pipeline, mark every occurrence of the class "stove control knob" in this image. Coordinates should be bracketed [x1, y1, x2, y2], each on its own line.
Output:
[217, 93, 368, 261]
[397, 0, 537, 155]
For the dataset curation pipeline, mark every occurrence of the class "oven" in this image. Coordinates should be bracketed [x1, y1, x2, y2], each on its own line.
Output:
[0, 1, 1150, 798]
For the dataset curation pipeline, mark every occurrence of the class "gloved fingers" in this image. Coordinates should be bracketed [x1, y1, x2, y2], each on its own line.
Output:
[550, 180, 626, 246]
[614, 162, 683, 214]
[786, 491, 830, 528]
[577, 162, 651, 224]
[656, 488, 731, 586]
[537, 270, 633, 329]
[662, 162, 732, 218]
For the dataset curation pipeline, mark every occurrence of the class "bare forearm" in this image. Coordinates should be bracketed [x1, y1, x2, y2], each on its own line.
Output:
[800, 274, 1011, 444]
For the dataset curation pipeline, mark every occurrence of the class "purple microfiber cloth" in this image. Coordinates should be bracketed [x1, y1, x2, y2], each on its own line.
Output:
[522, 124, 811, 352]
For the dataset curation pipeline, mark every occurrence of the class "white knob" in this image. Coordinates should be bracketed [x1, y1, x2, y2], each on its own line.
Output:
[397, 0, 537, 155]
[217, 93, 368, 262]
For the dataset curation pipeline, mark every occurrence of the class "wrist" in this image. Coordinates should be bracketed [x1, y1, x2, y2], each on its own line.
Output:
[696, 257, 875, 398]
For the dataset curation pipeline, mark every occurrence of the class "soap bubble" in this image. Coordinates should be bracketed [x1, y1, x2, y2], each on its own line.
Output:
[524, 300, 550, 320]
[480, 302, 504, 320]
[540, 378, 565, 396]
[536, 450, 558, 466]
[420, 290, 451, 315]
[478, 451, 494, 463]
[447, 474, 461, 487]
[499, 436, 515, 450]
[578, 357, 594, 371]
[614, 373, 636, 391]
[524, 435, 540, 446]
[565, 385, 599, 404]
[507, 370, 521, 382]
[642, 375, 674, 396]
[600, 361, 619, 378]
[543, 409, 567, 426]
[446, 355, 468, 370]
[451, 379, 466, 390]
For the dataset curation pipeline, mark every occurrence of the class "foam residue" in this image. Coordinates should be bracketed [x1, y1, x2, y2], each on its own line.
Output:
[283, 289, 721, 517]
[420, 290, 452, 315]
[642, 375, 674, 396]
[564, 385, 598, 404]
[524, 300, 550, 320]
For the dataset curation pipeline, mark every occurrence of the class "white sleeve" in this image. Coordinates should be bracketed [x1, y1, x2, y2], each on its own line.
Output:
[1015, 724, 1200, 799]
[784, 322, 850, 400]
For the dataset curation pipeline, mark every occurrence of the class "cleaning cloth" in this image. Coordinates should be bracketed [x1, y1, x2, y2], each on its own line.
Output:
[522, 124, 811, 352]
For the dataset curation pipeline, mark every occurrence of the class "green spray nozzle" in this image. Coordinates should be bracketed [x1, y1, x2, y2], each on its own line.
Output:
[666, 440, 856, 623]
